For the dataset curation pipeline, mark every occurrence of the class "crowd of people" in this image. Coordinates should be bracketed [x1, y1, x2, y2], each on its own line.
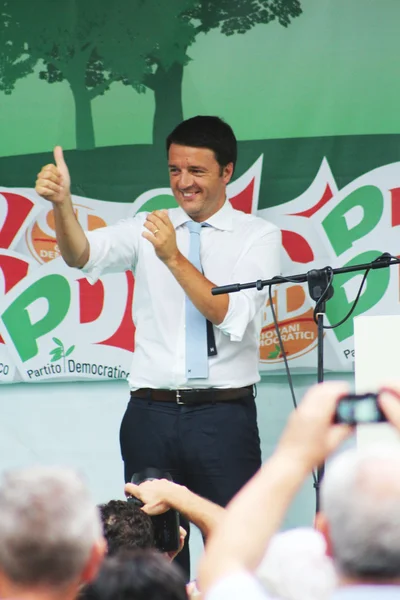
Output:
[2, 382, 400, 600]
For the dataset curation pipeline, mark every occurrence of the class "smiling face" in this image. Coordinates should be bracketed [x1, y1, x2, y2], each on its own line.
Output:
[168, 143, 233, 222]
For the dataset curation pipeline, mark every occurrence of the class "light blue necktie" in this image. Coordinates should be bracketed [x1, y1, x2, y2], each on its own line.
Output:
[185, 221, 208, 379]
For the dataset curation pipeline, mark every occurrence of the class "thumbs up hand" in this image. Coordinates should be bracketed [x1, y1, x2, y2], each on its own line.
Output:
[35, 146, 71, 205]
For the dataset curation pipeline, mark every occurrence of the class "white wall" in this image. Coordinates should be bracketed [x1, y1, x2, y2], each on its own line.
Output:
[0, 379, 128, 502]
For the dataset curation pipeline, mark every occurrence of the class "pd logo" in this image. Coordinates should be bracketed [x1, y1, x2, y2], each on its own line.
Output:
[26, 204, 106, 263]
[260, 284, 318, 363]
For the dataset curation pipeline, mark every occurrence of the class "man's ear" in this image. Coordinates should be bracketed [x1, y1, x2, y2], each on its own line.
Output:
[80, 537, 107, 584]
[222, 162, 234, 184]
[315, 511, 334, 558]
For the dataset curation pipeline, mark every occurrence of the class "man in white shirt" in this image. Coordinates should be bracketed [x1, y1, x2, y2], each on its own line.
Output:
[35, 115, 281, 576]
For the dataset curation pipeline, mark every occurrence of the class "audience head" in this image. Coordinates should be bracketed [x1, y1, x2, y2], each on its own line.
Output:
[82, 550, 187, 600]
[99, 499, 154, 555]
[257, 527, 337, 600]
[0, 466, 104, 589]
[320, 446, 400, 582]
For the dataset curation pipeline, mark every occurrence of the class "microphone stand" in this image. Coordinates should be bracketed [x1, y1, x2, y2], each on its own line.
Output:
[211, 253, 400, 511]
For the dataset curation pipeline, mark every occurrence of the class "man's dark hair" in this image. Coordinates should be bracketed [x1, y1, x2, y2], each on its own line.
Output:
[98, 500, 154, 556]
[81, 550, 187, 600]
[166, 115, 237, 171]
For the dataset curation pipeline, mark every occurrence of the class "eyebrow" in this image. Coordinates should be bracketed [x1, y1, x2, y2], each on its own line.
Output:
[168, 164, 208, 171]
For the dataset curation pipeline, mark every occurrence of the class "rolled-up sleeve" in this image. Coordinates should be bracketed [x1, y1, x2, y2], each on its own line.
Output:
[217, 226, 281, 341]
[82, 216, 143, 284]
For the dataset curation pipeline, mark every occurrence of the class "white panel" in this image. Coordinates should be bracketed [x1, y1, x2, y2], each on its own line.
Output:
[354, 315, 400, 447]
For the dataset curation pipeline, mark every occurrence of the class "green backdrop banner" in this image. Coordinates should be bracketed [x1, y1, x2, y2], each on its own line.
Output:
[0, 0, 399, 382]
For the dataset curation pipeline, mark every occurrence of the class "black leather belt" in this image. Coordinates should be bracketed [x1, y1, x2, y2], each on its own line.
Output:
[131, 385, 254, 405]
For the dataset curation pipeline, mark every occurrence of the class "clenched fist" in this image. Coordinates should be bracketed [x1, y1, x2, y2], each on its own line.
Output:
[35, 146, 71, 205]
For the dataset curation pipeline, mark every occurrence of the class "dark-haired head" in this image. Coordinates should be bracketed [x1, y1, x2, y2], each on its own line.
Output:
[166, 116, 236, 222]
[81, 550, 187, 600]
[166, 115, 237, 173]
[98, 500, 154, 556]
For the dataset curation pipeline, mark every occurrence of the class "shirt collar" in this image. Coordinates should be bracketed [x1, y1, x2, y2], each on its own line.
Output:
[168, 199, 234, 231]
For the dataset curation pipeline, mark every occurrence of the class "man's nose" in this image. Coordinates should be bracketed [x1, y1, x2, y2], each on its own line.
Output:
[179, 170, 194, 188]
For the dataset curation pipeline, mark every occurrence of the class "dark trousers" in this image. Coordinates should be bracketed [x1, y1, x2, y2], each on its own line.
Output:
[119, 393, 262, 578]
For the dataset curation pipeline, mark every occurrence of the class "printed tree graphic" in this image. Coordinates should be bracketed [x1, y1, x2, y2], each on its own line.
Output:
[89, 0, 303, 146]
[93, 0, 303, 146]
[35, 0, 167, 150]
[0, 0, 113, 149]
[0, 0, 161, 149]
[0, 0, 196, 150]
[98, 0, 196, 145]
[0, 0, 302, 149]
[0, 0, 152, 150]
[50, 337, 75, 373]
[141, 0, 303, 145]
[0, 1, 36, 96]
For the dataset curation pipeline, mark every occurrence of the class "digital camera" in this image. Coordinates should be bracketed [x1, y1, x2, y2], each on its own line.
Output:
[334, 392, 386, 425]
[127, 468, 180, 553]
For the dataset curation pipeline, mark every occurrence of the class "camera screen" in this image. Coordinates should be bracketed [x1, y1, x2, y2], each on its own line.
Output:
[353, 397, 381, 423]
[337, 394, 382, 424]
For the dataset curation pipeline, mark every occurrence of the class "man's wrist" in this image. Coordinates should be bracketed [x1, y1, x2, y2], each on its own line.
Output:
[53, 193, 74, 213]
[163, 481, 187, 509]
[164, 250, 184, 271]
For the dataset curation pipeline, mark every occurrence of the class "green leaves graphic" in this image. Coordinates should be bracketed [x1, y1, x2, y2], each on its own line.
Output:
[268, 344, 281, 359]
[49, 338, 74, 363]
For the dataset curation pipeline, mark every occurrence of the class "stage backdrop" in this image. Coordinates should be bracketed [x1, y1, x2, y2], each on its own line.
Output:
[0, 0, 399, 384]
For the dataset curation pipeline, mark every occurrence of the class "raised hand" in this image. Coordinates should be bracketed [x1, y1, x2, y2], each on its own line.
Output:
[35, 146, 71, 205]
[124, 479, 173, 515]
[276, 381, 354, 472]
[142, 210, 179, 265]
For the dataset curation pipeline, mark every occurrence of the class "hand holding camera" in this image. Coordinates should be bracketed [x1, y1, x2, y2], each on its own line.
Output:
[125, 477, 173, 516]
[334, 386, 400, 425]
[126, 468, 181, 553]
[334, 392, 386, 425]
[275, 382, 400, 475]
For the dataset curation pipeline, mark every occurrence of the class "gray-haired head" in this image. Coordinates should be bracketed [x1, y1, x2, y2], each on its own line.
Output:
[321, 446, 400, 581]
[257, 527, 337, 600]
[0, 466, 102, 587]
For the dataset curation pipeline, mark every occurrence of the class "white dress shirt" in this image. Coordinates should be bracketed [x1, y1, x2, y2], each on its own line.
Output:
[205, 571, 272, 600]
[331, 585, 400, 599]
[205, 574, 400, 600]
[83, 200, 281, 390]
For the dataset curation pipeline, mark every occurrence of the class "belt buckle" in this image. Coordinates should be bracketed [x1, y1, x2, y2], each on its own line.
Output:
[176, 390, 185, 405]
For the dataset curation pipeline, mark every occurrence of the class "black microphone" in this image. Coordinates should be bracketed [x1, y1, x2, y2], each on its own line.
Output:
[211, 283, 242, 295]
